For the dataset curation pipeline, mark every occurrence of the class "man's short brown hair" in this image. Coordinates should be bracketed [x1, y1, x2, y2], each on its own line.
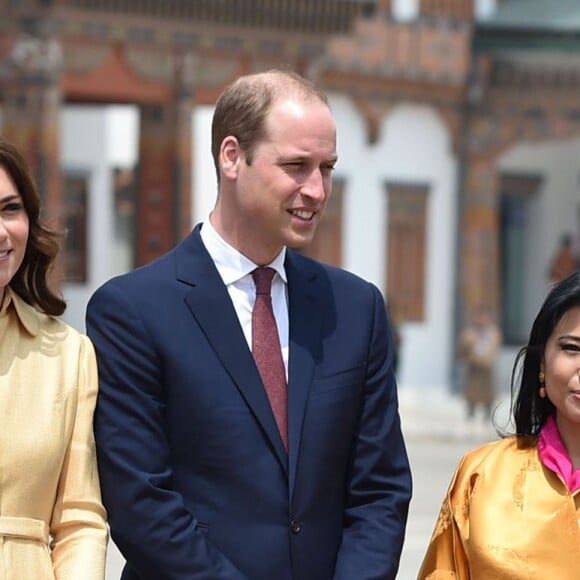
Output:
[211, 69, 329, 181]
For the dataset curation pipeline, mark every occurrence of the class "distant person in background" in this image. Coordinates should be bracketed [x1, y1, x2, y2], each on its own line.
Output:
[549, 233, 576, 284]
[0, 139, 107, 578]
[419, 271, 580, 579]
[457, 305, 501, 420]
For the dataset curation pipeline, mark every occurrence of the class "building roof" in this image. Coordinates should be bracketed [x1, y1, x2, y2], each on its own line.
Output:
[475, 0, 580, 52]
[482, 0, 580, 32]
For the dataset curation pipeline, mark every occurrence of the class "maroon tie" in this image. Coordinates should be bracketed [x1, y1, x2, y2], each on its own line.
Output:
[252, 267, 288, 449]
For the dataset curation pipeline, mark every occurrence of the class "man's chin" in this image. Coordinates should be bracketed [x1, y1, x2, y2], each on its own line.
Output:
[289, 224, 320, 245]
[286, 237, 314, 250]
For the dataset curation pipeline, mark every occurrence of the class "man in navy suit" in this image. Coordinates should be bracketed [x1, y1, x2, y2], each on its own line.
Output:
[87, 69, 412, 580]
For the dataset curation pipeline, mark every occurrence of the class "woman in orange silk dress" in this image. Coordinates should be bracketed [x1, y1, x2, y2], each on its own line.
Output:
[419, 271, 580, 580]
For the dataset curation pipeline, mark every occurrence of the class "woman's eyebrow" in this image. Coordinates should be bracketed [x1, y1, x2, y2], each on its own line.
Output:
[557, 334, 580, 342]
[0, 194, 20, 203]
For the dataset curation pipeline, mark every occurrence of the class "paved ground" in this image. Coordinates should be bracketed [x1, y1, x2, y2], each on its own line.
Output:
[104, 389, 505, 579]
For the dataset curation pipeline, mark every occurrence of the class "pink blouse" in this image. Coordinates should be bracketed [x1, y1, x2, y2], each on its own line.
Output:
[538, 414, 580, 493]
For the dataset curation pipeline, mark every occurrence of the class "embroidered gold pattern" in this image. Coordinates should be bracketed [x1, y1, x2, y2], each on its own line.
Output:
[432, 498, 452, 538]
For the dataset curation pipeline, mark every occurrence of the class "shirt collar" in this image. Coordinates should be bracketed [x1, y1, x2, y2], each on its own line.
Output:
[2, 286, 40, 336]
[538, 413, 580, 493]
[200, 219, 287, 285]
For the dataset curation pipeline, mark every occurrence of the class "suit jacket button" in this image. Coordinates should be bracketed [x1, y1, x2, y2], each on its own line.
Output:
[290, 520, 301, 534]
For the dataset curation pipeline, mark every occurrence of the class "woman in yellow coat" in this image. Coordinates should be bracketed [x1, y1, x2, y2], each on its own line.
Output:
[0, 140, 107, 578]
[419, 271, 580, 579]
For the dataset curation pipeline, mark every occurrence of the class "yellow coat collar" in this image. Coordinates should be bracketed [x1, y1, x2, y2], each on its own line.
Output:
[4, 287, 41, 336]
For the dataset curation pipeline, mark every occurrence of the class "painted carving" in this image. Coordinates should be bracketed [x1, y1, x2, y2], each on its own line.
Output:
[194, 57, 237, 87]
[63, 45, 109, 75]
[126, 47, 174, 83]
[9, 35, 62, 77]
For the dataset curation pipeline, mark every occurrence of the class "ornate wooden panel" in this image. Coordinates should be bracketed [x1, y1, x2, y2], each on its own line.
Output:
[386, 183, 429, 322]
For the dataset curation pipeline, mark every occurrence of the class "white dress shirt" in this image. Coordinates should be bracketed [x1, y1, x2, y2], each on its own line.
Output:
[199, 220, 289, 378]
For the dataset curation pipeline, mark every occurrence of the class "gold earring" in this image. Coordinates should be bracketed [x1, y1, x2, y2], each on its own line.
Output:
[538, 371, 546, 398]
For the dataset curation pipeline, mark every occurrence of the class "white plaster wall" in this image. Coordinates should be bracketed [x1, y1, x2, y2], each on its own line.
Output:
[499, 137, 580, 333]
[475, 0, 498, 20]
[392, 0, 419, 21]
[381, 106, 458, 391]
[192, 106, 218, 224]
[106, 106, 139, 167]
[330, 96, 458, 391]
[60, 105, 138, 332]
[329, 95, 383, 286]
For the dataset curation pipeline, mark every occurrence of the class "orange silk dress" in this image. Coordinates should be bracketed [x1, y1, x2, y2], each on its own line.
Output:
[418, 436, 580, 579]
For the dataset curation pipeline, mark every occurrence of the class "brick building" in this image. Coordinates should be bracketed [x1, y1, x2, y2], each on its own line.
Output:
[1, 0, 579, 392]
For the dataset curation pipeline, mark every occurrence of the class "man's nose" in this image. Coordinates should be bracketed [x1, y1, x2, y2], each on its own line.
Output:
[302, 169, 326, 201]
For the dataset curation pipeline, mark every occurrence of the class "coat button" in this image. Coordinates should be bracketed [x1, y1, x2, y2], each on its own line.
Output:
[290, 520, 301, 534]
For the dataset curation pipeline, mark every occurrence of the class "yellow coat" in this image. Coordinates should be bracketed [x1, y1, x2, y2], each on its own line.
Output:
[418, 436, 580, 579]
[0, 287, 107, 579]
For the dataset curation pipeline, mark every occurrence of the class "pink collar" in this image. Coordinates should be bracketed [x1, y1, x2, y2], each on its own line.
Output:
[538, 414, 580, 493]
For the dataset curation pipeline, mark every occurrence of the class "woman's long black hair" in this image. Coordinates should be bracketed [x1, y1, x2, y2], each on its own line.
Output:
[511, 271, 580, 436]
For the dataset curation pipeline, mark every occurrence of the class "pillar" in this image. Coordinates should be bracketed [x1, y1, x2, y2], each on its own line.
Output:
[2, 35, 63, 226]
[459, 152, 501, 323]
[136, 51, 193, 266]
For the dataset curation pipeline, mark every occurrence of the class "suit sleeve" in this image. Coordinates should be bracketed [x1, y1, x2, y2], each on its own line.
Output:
[333, 285, 412, 580]
[50, 336, 108, 580]
[86, 282, 247, 580]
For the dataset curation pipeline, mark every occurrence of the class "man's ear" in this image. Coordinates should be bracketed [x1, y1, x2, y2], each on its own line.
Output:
[220, 136, 243, 181]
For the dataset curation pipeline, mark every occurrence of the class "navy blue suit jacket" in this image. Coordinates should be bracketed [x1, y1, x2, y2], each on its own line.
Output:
[86, 225, 412, 580]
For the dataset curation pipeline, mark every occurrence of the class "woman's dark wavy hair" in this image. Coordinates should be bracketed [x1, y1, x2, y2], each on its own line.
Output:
[511, 270, 580, 436]
[0, 139, 65, 315]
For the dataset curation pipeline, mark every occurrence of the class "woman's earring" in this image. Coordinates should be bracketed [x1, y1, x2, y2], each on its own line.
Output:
[538, 371, 546, 398]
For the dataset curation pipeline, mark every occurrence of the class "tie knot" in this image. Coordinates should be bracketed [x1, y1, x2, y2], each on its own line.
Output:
[252, 267, 276, 295]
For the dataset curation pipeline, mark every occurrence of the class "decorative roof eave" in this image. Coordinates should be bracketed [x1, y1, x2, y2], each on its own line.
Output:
[313, 15, 472, 103]
[4, 0, 374, 37]
[475, 0, 580, 33]
[316, 67, 467, 105]
[29, 11, 332, 55]
[313, 68, 467, 149]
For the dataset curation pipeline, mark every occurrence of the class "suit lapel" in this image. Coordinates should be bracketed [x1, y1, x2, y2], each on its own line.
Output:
[177, 226, 288, 474]
[285, 252, 323, 497]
